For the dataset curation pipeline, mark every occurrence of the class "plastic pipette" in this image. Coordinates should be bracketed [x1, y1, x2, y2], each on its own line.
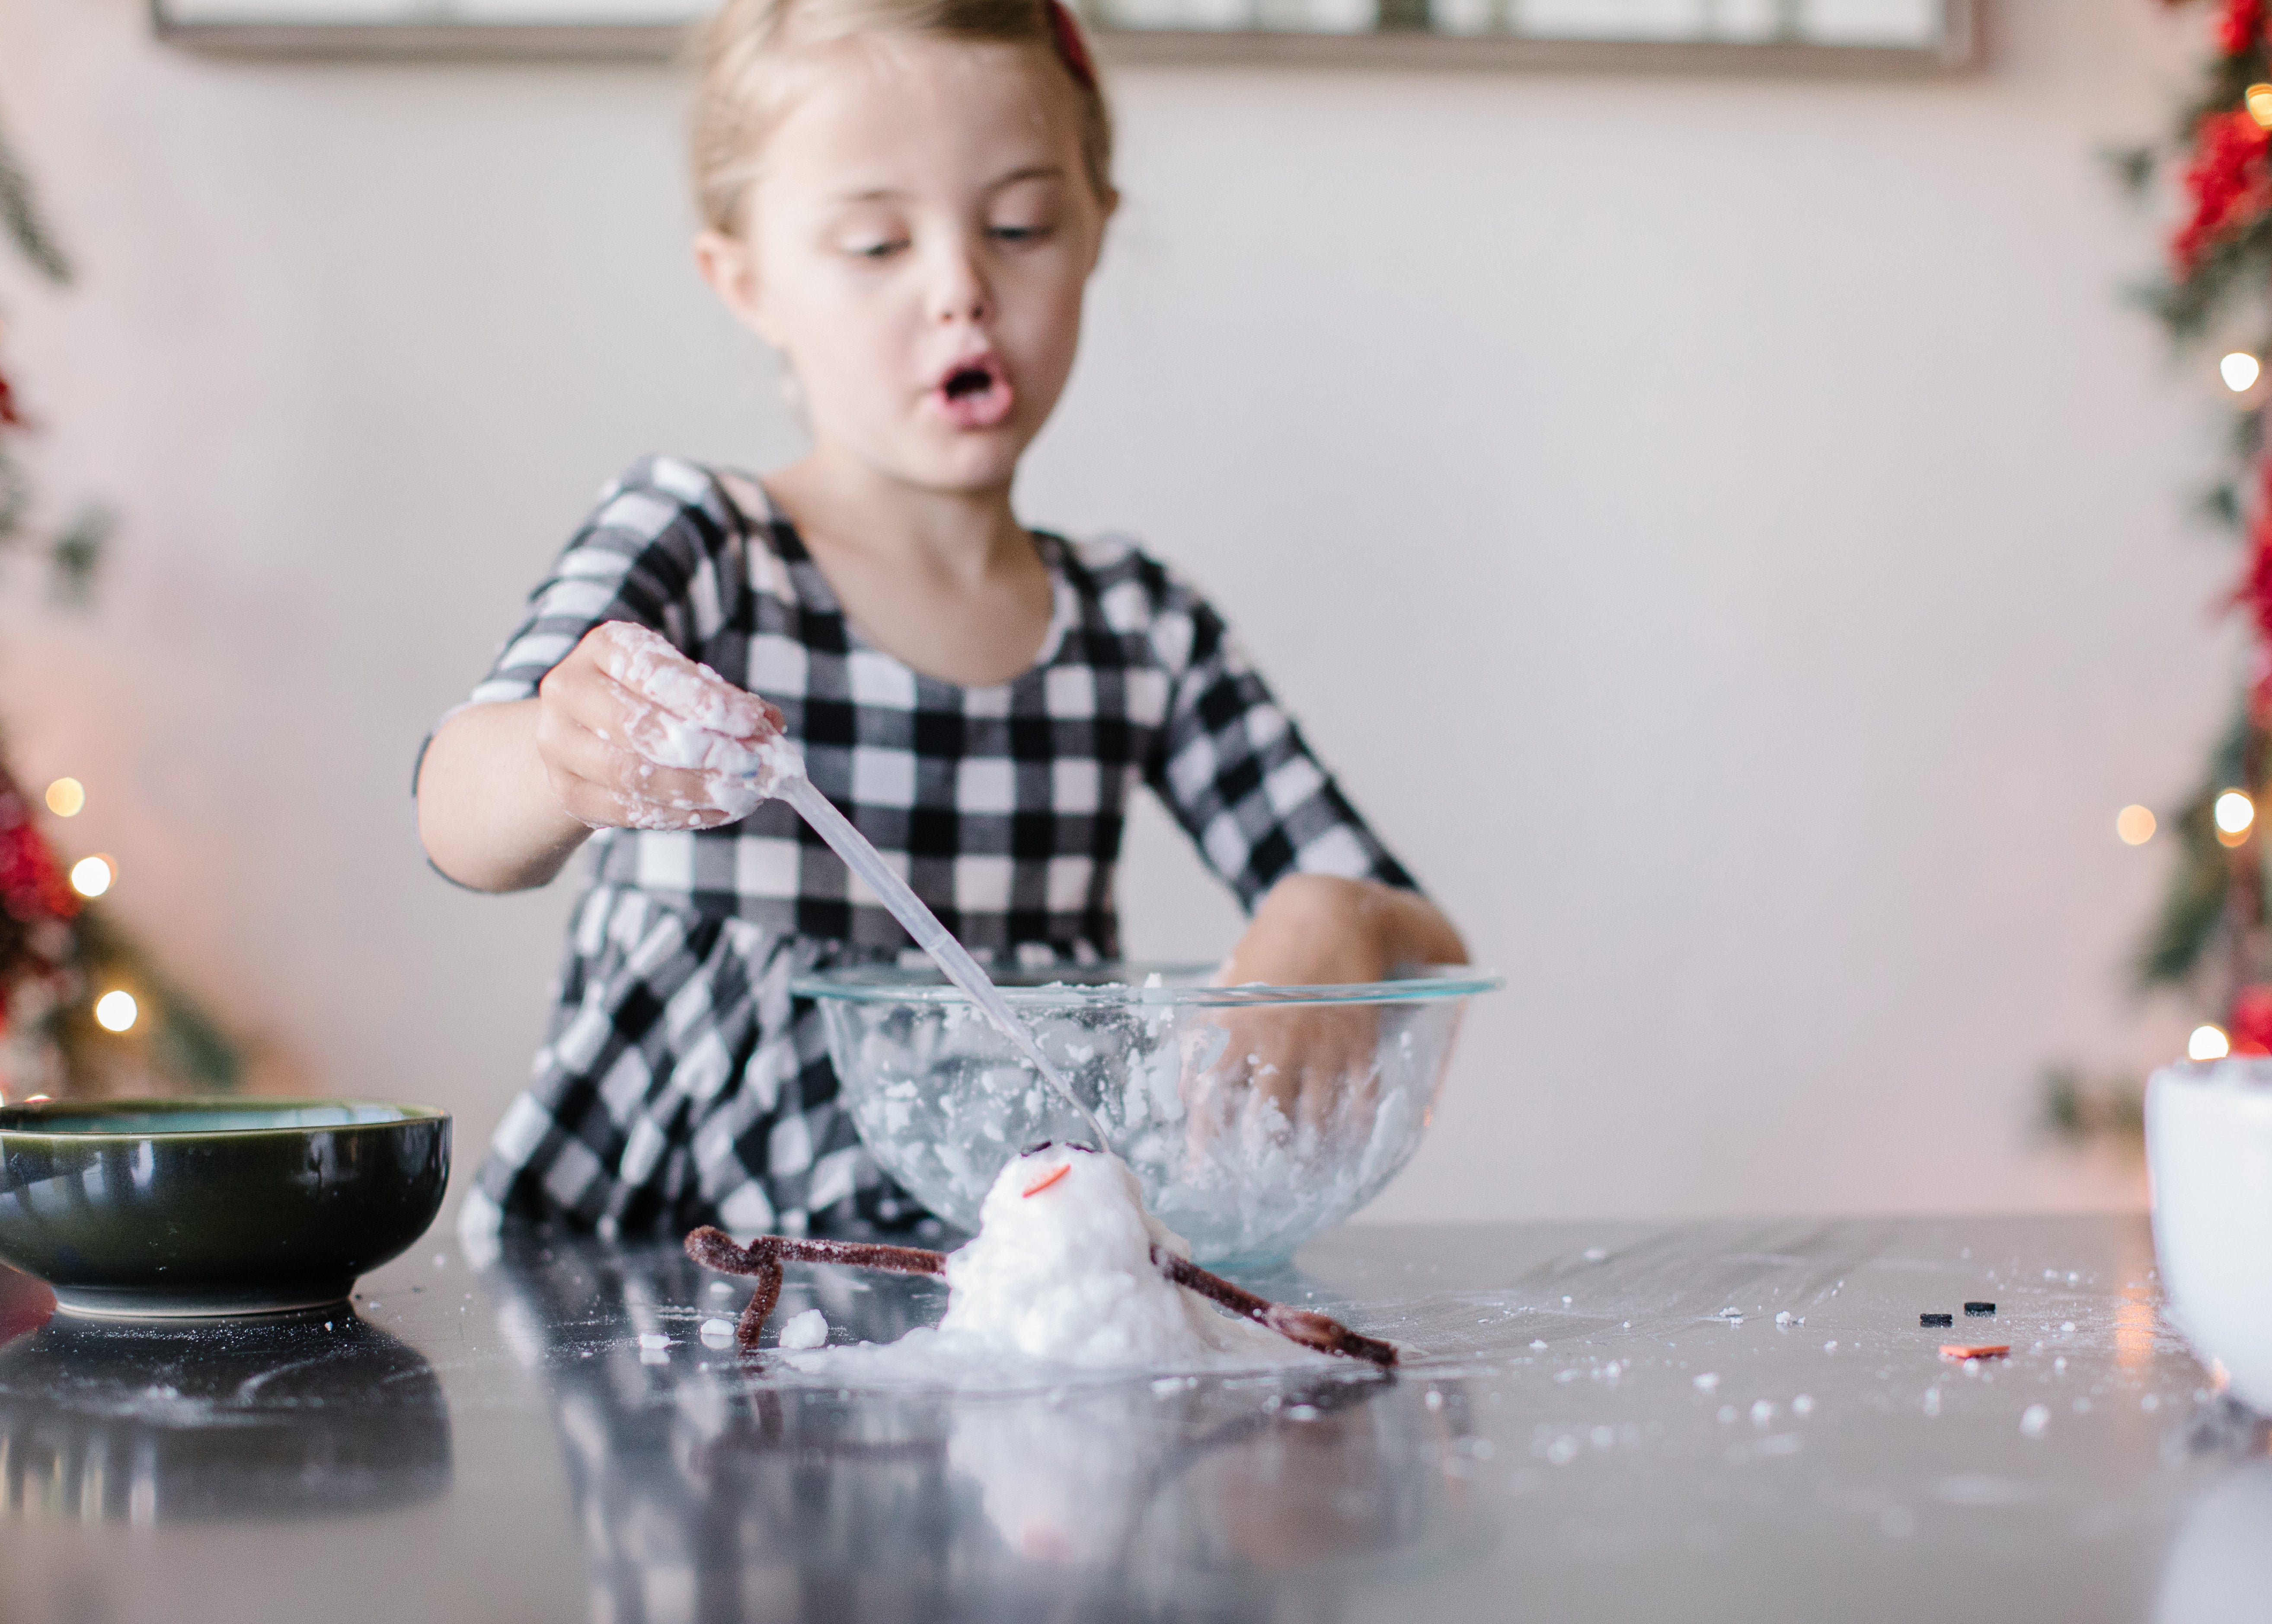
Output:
[776, 774, 1108, 1149]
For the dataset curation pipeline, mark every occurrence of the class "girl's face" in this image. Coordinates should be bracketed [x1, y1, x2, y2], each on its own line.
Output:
[700, 36, 1112, 498]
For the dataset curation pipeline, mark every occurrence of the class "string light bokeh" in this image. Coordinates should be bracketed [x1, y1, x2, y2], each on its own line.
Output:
[2189, 1023, 2230, 1061]
[2215, 788, 2256, 847]
[2222, 351, 2261, 392]
[92, 990, 137, 1034]
[25, 777, 141, 1043]
[67, 855, 112, 899]
[2116, 804, 2156, 845]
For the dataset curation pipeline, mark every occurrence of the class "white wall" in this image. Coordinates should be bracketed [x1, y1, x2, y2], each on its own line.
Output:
[0, 0, 2223, 1221]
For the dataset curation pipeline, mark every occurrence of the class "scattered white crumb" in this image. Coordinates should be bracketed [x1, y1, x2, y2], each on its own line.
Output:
[1823, 1340, 1838, 1353]
[1775, 1311, 1802, 1328]
[1583, 1247, 1607, 1262]
[1694, 1373, 1720, 1392]
[709, 1281, 734, 1295]
[637, 1332, 671, 1350]
[1531, 1339, 1549, 1350]
[2020, 1404, 2051, 1438]
[1792, 1394, 1815, 1416]
[700, 1318, 735, 1346]
[778, 1308, 829, 1350]
[2061, 1322, 2076, 1334]
[1424, 1390, 1444, 1410]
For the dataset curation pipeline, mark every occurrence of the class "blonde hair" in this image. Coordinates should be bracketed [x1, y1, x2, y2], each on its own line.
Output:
[690, 0, 1114, 237]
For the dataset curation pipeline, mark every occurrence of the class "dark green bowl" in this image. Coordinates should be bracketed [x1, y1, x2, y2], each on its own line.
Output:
[0, 1099, 450, 1319]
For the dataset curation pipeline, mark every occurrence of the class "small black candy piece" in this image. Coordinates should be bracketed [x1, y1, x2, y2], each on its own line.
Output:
[1920, 1312, 1954, 1327]
[1965, 1301, 1996, 1316]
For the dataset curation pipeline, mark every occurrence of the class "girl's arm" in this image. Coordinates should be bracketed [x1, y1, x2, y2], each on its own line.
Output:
[1221, 873, 1467, 988]
[417, 699, 589, 892]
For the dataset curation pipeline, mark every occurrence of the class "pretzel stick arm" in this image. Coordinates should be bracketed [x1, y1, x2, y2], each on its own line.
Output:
[1155, 1250, 1399, 1369]
[734, 1260, 784, 1350]
[685, 1228, 947, 1349]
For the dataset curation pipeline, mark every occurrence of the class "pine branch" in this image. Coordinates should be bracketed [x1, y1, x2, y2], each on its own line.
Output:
[0, 110, 70, 286]
[47, 505, 109, 606]
[2136, 704, 2260, 990]
[65, 908, 243, 1093]
[2136, 788, 2232, 988]
[2102, 143, 2159, 201]
[2199, 478, 2244, 530]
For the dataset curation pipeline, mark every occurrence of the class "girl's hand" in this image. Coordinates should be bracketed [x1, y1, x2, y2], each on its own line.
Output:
[1187, 876, 1467, 1145]
[535, 622, 792, 832]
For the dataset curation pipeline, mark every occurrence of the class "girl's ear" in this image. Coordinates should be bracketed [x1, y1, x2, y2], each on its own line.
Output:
[694, 229, 782, 346]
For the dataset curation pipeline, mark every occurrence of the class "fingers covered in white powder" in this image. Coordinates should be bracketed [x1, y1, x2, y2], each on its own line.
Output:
[534, 621, 800, 832]
[1179, 1004, 1383, 1161]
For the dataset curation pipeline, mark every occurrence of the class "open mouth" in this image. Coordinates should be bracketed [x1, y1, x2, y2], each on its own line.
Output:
[943, 364, 995, 400]
[933, 356, 1015, 429]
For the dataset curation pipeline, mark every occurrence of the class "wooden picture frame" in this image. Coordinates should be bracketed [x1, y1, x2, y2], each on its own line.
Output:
[149, 0, 1981, 74]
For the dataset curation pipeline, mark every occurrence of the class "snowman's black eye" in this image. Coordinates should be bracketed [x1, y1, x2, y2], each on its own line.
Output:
[1021, 1141, 1055, 1157]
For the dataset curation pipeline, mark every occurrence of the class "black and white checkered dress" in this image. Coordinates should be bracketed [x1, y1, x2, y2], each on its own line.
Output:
[445, 456, 1416, 1239]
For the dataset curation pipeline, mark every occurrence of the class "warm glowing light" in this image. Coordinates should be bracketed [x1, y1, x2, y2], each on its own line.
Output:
[68, 855, 114, 899]
[2189, 1023, 2231, 1061]
[2223, 352, 2263, 393]
[2248, 83, 2272, 129]
[44, 778, 85, 818]
[2116, 804, 2157, 845]
[2216, 790, 2257, 841]
[93, 990, 138, 1033]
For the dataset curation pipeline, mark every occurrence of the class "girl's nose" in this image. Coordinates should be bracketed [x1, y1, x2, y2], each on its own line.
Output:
[929, 241, 992, 326]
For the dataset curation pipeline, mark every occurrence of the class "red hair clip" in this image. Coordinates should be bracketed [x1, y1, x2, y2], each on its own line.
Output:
[1047, 0, 1098, 90]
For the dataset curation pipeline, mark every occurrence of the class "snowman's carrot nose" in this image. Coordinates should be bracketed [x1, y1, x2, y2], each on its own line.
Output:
[1021, 1164, 1071, 1199]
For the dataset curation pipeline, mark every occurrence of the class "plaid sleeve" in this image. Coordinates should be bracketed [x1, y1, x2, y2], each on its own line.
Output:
[464, 455, 747, 708]
[1142, 569, 1418, 911]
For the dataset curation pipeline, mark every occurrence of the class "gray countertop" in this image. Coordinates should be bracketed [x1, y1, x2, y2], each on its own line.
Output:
[0, 1212, 2260, 1623]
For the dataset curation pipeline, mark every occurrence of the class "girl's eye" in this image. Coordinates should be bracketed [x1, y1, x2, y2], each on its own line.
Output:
[989, 223, 1053, 244]
[846, 238, 908, 261]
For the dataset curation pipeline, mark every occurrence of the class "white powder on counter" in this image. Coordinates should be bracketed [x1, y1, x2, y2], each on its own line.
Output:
[778, 1146, 1317, 1384]
[777, 1308, 830, 1349]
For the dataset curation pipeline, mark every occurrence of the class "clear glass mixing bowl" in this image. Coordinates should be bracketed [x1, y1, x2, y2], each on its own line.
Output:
[792, 963, 1501, 1266]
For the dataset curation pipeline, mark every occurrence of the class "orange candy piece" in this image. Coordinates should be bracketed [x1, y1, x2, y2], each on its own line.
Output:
[1938, 1343, 2010, 1361]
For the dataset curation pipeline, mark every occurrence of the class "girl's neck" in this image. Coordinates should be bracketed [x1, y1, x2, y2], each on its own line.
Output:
[761, 442, 1056, 687]
[766, 444, 1027, 585]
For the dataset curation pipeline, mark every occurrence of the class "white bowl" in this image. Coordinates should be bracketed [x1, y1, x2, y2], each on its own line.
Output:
[794, 963, 1501, 1265]
[2146, 1058, 2272, 1410]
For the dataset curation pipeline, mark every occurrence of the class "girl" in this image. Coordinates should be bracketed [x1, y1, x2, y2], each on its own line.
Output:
[416, 0, 1465, 1240]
